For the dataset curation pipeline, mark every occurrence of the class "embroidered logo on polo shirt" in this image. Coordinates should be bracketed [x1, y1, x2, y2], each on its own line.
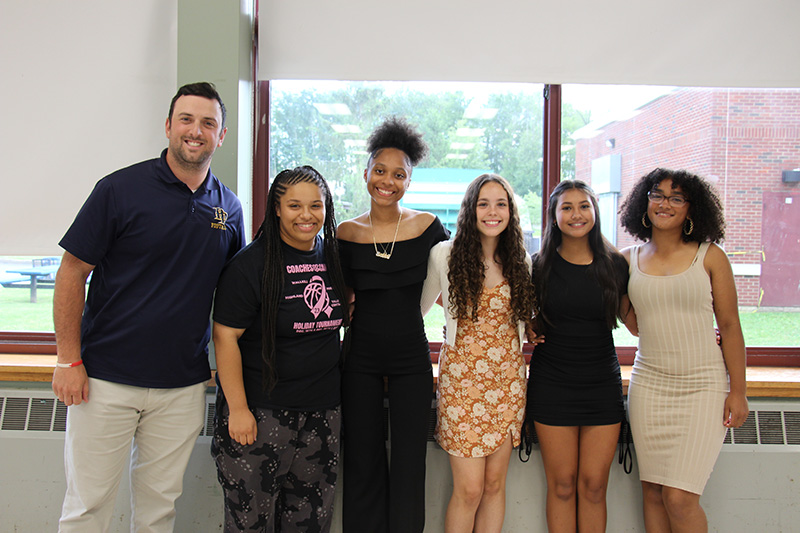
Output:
[211, 207, 229, 230]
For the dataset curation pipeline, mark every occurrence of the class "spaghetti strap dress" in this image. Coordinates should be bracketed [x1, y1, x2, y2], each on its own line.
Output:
[627, 242, 729, 495]
[435, 281, 527, 457]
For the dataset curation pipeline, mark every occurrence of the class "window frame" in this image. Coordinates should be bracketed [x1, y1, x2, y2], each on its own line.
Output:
[2, 82, 797, 369]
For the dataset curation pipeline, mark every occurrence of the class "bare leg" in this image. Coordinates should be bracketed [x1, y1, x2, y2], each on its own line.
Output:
[576, 424, 620, 533]
[473, 436, 513, 533]
[662, 486, 707, 533]
[641, 481, 671, 533]
[535, 422, 579, 532]
[445, 455, 486, 533]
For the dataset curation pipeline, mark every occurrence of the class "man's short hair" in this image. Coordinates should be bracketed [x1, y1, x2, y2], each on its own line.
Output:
[168, 82, 227, 132]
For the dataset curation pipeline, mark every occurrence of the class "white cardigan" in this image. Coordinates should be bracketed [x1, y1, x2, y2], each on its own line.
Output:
[420, 240, 532, 346]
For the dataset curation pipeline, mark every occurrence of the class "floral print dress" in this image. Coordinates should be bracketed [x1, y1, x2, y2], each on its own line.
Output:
[435, 281, 527, 457]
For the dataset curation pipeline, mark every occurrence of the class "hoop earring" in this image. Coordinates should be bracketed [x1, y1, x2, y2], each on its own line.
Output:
[642, 212, 651, 228]
[684, 216, 694, 236]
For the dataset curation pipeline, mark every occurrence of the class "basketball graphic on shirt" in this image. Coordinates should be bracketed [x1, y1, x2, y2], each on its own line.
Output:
[304, 275, 333, 318]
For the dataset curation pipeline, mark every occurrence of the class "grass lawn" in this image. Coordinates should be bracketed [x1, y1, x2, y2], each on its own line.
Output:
[1, 286, 797, 348]
[423, 308, 799, 348]
[0, 286, 56, 331]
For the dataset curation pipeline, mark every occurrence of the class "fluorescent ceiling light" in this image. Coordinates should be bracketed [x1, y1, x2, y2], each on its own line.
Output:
[313, 103, 352, 115]
[331, 124, 362, 134]
[450, 142, 476, 150]
[463, 107, 498, 120]
[456, 127, 485, 137]
[344, 139, 367, 148]
[445, 154, 468, 159]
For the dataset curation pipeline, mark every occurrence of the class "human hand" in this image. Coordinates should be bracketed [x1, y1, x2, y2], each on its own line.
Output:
[228, 407, 258, 446]
[525, 326, 545, 345]
[723, 391, 749, 428]
[52, 365, 89, 406]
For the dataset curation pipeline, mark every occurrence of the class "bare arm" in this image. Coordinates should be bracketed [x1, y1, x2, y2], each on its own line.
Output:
[706, 244, 749, 428]
[620, 294, 639, 337]
[619, 247, 639, 336]
[213, 322, 257, 445]
[52, 251, 94, 405]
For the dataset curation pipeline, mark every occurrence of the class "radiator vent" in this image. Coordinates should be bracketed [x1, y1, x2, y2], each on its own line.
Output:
[0, 392, 215, 437]
[2, 392, 800, 449]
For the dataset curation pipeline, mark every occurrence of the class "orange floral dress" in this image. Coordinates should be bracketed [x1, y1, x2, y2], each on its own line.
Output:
[435, 281, 527, 457]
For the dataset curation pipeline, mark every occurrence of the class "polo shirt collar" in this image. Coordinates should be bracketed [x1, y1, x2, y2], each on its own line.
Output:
[157, 148, 220, 193]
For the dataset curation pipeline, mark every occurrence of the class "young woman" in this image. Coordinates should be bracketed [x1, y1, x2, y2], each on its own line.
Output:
[211, 166, 349, 532]
[421, 174, 535, 533]
[527, 179, 633, 532]
[619, 168, 748, 532]
[337, 117, 449, 533]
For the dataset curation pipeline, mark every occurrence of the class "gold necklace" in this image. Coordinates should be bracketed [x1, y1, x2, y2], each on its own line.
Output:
[369, 211, 403, 259]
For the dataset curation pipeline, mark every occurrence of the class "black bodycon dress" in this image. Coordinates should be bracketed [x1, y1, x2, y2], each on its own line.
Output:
[528, 253, 627, 426]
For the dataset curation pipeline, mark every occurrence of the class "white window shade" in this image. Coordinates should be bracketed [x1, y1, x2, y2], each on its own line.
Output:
[0, 0, 177, 256]
[258, 0, 800, 88]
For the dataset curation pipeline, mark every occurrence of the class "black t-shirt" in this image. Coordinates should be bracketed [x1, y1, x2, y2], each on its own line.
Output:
[213, 235, 344, 410]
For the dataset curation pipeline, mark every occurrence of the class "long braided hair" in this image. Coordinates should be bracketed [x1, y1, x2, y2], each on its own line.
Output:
[256, 165, 349, 391]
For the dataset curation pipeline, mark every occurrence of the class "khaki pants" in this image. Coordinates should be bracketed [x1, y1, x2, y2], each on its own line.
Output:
[58, 378, 206, 533]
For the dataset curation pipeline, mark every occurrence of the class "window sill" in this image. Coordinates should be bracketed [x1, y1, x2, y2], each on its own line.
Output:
[2, 353, 799, 398]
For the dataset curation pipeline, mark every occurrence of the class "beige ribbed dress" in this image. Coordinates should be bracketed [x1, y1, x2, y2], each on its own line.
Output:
[627, 243, 729, 495]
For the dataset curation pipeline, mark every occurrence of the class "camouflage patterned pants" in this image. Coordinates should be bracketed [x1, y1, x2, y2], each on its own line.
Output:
[211, 398, 340, 532]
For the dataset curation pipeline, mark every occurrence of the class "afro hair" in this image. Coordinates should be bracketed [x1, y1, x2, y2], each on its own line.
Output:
[366, 116, 428, 167]
[619, 168, 726, 243]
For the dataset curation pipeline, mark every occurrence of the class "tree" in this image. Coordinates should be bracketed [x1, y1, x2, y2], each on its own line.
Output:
[560, 102, 592, 180]
[270, 82, 590, 222]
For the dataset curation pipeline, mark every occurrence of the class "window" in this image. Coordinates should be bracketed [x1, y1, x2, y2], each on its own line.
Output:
[0, 255, 59, 333]
[562, 84, 800, 348]
[269, 80, 546, 342]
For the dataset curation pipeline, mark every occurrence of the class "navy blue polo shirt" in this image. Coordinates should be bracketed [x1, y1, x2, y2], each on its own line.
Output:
[60, 149, 245, 388]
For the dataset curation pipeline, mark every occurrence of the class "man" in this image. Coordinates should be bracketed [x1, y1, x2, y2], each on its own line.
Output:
[52, 82, 245, 532]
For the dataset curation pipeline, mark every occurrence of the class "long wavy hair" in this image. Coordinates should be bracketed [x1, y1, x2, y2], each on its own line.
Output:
[448, 174, 535, 326]
[256, 165, 349, 392]
[534, 180, 625, 331]
[619, 167, 725, 243]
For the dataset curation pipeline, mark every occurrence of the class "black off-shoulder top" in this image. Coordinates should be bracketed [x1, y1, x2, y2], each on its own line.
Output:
[338, 217, 449, 374]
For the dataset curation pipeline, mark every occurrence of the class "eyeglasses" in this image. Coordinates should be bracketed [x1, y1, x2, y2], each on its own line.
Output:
[648, 190, 687, 207]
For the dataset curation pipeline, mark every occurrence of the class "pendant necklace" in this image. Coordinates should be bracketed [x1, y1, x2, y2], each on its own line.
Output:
[369, 211, 403, 259]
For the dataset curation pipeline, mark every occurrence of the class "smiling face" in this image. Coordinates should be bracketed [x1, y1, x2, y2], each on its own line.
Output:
[165, 95, 226, 173]
[364, 147, 412, 207]
[276, 182, 326, 251]
[475, 181, 510, 240]
[555, 188, 596, 240]
[646, 178, 689, 231]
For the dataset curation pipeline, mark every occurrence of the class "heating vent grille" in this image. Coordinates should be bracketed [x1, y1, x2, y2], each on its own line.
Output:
[2, 393, 800, 448]
[723, 411, 800, 445]
[1, 397, 67, 432]
[0, 393, 215, 437]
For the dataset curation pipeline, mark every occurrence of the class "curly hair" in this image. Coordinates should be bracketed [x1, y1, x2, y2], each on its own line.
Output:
[534, 180, 626, 331]
[619, 168, 725, 243]
[447, 174, 536, 326]
[255, 165, 349, 392]
[366, 116, 428, 167]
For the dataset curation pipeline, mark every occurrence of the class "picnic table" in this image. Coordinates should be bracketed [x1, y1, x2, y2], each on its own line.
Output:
[3, 264, 60, 303]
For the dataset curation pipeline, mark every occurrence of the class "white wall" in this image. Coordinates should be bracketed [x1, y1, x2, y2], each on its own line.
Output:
[0, 0, 178, 255]
[1, 388, 799, 532]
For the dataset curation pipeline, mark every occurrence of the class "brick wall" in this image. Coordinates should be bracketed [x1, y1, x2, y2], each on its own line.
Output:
[575, 88, 800, 306]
